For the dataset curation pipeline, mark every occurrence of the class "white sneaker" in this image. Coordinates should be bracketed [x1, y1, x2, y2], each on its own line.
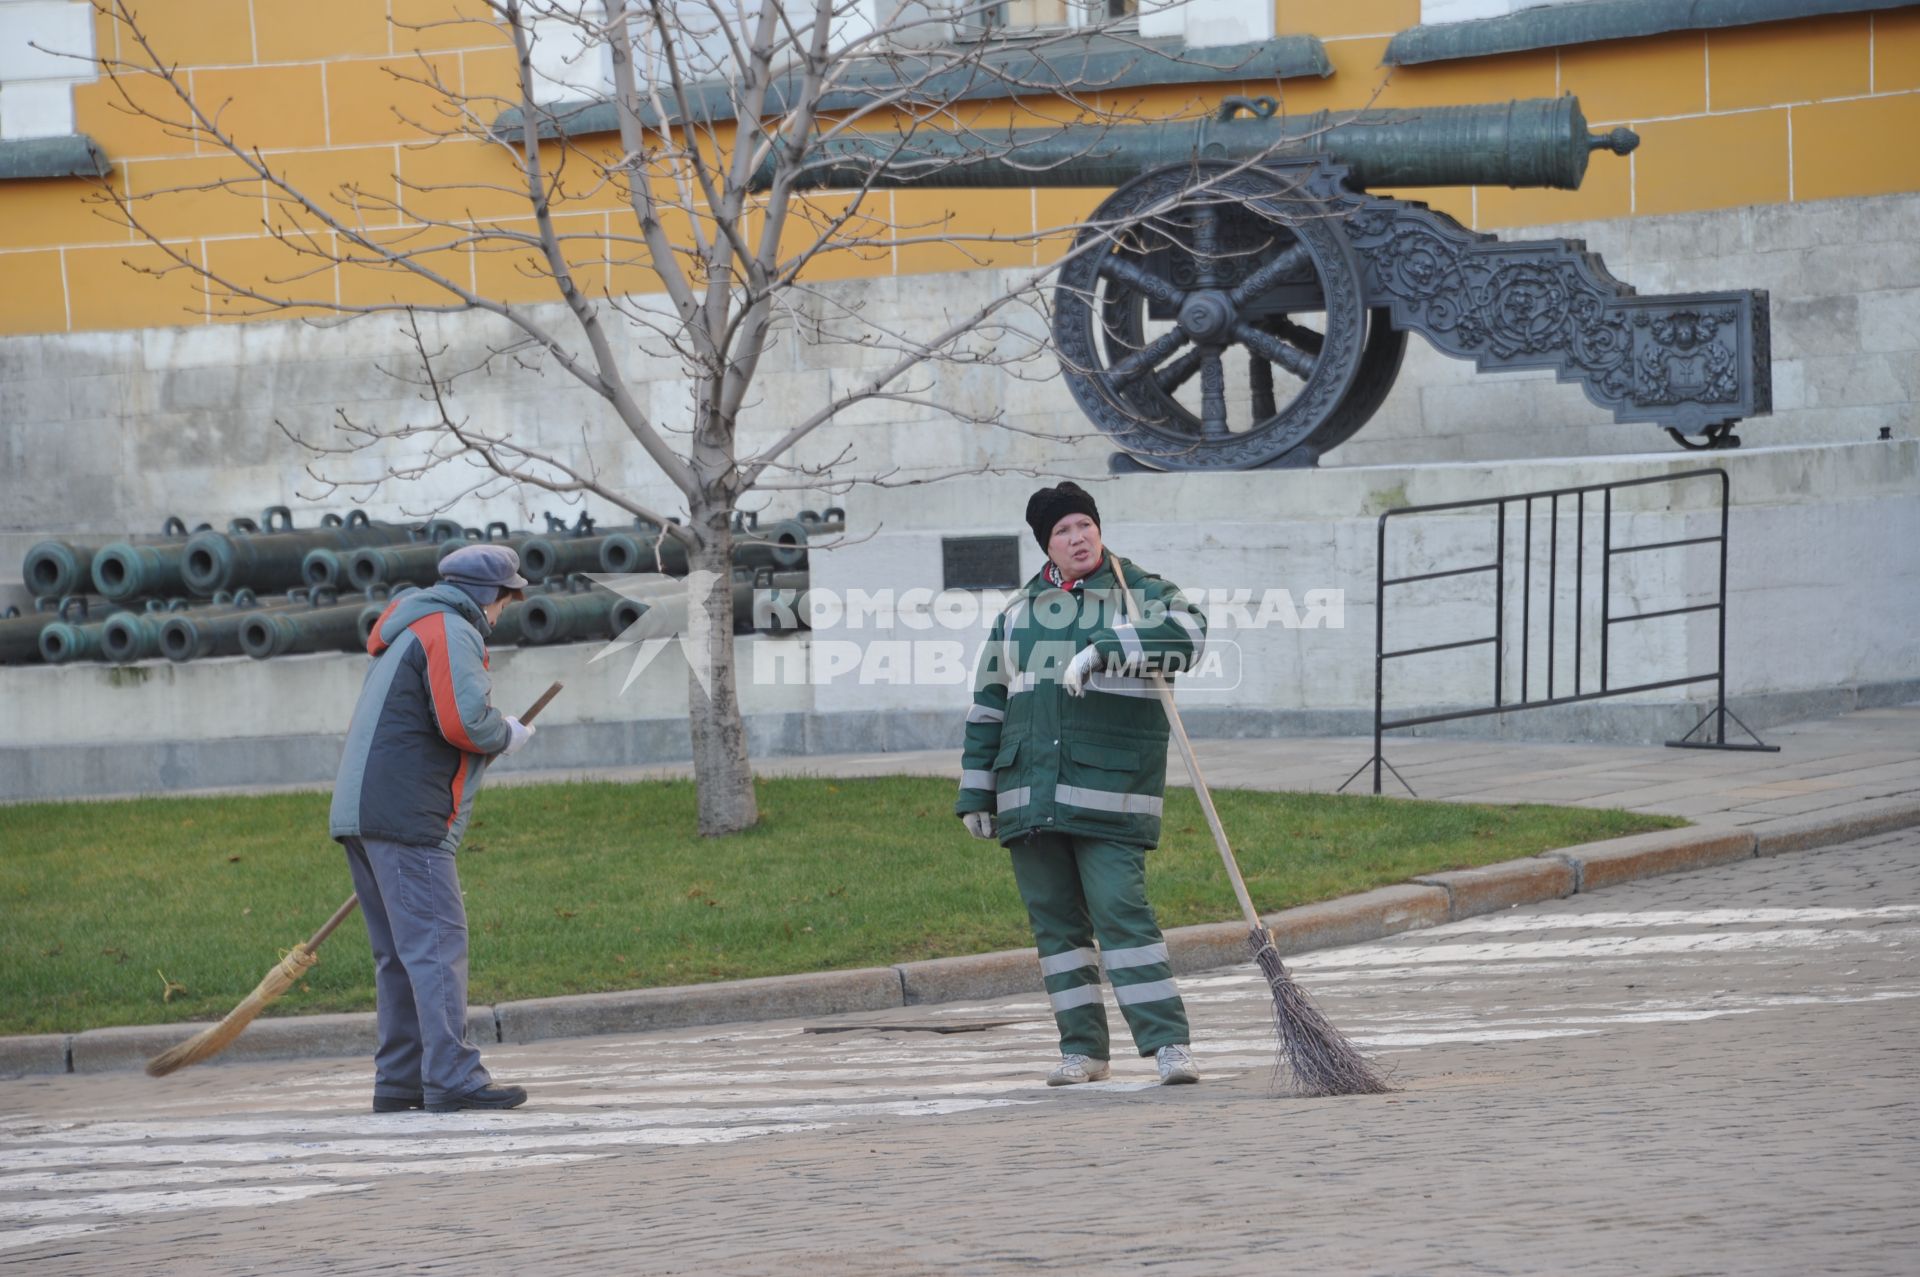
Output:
[1047, 1054, 1112, 1086]
[1155, 1044, 1200, 1085]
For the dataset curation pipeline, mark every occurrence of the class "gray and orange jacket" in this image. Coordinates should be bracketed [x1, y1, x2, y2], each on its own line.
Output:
[329, 583, 510, 852]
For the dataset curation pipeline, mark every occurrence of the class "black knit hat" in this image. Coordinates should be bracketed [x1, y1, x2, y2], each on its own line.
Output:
[1025, 481, 1101, 548]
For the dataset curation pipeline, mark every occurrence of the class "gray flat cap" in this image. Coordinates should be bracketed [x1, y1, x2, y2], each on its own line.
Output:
[439, 543, 529, 590]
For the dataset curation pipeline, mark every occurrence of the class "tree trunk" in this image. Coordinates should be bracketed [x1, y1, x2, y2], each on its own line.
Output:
[684, 501, 758, 836]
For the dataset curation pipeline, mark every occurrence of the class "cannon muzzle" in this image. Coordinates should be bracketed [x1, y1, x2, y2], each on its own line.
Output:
[761, 96, 1634, 194]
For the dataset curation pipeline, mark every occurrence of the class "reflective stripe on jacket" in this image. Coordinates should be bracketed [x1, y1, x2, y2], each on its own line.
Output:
[954, 555, 1207, 848]
[330, 583, 510, 852]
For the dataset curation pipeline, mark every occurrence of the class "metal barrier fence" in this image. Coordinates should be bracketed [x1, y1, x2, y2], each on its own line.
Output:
[1342, 467, 1774, 797]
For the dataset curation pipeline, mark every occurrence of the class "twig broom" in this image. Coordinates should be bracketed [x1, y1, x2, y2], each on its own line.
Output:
[146, 681, 565, 1078]
[1110, 557, 1386, 1097]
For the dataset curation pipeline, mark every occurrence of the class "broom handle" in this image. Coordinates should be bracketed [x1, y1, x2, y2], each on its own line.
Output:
[304, 894, 362, 950]
[308, 681, 567, 953]
[1109, 556, 1263, 933]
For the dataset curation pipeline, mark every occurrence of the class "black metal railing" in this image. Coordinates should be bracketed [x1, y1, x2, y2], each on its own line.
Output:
[1341, 467, 1774, 797]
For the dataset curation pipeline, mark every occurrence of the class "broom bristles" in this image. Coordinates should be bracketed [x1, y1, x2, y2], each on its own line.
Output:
[144, 944, 320, 1077]
[1248, 927, 1390, 1098]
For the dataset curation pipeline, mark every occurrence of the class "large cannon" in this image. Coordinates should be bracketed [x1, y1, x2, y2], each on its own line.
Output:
[768, 96, 1769, 469]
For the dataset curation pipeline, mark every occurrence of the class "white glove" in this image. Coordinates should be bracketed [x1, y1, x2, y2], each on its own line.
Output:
[963, 811, 996, 840]
[502, 716, 535, 756]
[1063, 645, 1100, 697]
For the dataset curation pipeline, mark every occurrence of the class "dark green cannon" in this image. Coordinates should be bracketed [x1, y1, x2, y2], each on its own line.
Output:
[100, 599, 201, 664]
[797, 508, 846, 537]
[521, 533, 609, 582]
[346, 525, 532, 591]
[157, 589, 272, 662]
[0, 604, 59, 665]
[733, 519, 809, 572]
[26, 518, 194, 599]
[347, 541, 445, 591]
[520, 578, 622, 645]
[239, 591, 381, 659]
[777, 95, 1768, 464]
[184, 508, 414, 596]
[92, 531, 203, 602]
[762, 96, 1633, 194]
[751, 570, 811, 634]
[598, 529, 691, 577]
[34, 598, 126, 664]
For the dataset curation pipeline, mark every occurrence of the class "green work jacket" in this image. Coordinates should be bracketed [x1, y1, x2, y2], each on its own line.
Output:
[954, 555, 1208, 849]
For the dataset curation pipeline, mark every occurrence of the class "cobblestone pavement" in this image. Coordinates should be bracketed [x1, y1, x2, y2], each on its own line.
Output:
[4, 830, 1916, 1275]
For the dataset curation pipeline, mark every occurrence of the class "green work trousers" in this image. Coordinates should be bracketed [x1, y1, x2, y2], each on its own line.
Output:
[1009, 831, 1189, 1061]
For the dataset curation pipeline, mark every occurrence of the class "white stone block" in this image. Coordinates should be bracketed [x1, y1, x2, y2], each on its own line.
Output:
[1421, 0, 1512, 23]
[0, 77, 76, 139]
[0, 2, 93, 82]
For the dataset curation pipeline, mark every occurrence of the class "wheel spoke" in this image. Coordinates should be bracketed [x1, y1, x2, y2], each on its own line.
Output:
[1250, 353, 1276, 421]
[1190, 202, 1223, 289]
[1097, 252, 1187, 311]
[1235, 320, 1315, 379]
[1108, 328, 1190, 385]
[1154, 347, 1205, 395]
[1268, 316, 1324, 355]
[1228, 242, 1310, 308]
[1199, 350, 1228, 438]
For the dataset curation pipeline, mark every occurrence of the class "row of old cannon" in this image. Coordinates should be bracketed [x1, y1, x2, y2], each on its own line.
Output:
[20, 506, 842, 601]
[4, 506, 835, 666]
[4, 569, 813, 666]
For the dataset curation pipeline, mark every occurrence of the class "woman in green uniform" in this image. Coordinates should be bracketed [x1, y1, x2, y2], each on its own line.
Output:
[956, 482, 1208, 1086]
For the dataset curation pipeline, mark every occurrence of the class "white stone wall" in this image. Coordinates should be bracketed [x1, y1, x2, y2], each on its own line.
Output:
[8, 441, 1913, 760]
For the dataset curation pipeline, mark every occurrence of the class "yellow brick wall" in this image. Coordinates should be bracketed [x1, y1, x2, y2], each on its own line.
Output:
[3, 1, 1919, 336]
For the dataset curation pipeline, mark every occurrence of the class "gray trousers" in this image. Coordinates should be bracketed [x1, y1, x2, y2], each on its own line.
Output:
[342, 836, 490, 1105]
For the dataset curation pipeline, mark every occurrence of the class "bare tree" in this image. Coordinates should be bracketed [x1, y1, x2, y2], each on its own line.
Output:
[82, 0, 1235, 834]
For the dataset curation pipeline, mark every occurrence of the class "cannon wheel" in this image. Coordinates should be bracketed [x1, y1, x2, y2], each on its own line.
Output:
[1054, 163, 1367, 471]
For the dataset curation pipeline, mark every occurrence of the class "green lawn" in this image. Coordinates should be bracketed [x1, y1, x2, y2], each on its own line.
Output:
[0, 778, 1680, 1035]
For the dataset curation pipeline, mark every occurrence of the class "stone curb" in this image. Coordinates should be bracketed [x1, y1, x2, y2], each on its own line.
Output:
[12, 806, 1917, 1078]
[1412, 857, 1578, 921]
[1544, 826, 1756, 893]
[0, 1033, 70, 1078]
[1751, 794, 1920, 857]
[496, 967, 902, 1044]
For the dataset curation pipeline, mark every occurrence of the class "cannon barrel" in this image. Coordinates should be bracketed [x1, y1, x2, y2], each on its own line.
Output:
[0, 609, 55, 664]
[102, 609, 177, 664]
[598, 531, 692, 577]
[157, 591, 275, 662]
[92, 541, 195, 601]
[522, 532, 619, 582]
[761, 96, 1635, 194]
[346, 531, 533, 591]
[239, 597, 376, 659]
[752, 570, 811, 634]
[39, 617, 111, 664]
[27, 518, 194, 598]
[733, 519, 809, 572]
[521, 583, 622, 645]
[184, 508, 414, 597]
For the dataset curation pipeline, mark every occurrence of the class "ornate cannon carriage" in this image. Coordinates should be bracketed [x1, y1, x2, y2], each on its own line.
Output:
[770, 97, 1771, 471]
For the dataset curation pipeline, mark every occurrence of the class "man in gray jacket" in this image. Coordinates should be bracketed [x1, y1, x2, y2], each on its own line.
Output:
[330, 544, 536, 1113]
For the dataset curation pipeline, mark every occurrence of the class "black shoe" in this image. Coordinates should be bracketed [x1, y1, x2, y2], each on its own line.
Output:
[426, 1083, 529, 1113]
[372, 1093, 424, 1113]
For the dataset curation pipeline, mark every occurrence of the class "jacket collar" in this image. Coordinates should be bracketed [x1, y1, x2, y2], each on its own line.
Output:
[1029, 554, 1123, 598]
[368, 581, 490, 655]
